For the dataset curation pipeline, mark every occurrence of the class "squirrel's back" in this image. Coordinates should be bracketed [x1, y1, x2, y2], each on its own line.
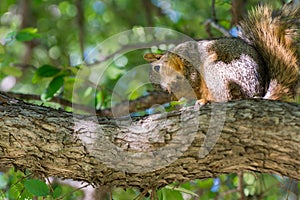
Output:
[239, 5, 300, 100]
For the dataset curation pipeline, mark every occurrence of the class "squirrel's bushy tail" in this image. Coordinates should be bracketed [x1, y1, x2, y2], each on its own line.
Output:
[239, 5, 300, 100]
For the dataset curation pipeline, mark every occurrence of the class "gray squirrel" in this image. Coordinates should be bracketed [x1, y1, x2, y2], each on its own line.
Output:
[144, 5, 299, 104]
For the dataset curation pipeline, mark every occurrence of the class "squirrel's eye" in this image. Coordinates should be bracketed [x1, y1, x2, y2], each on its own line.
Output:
[153, 65, 160, 72]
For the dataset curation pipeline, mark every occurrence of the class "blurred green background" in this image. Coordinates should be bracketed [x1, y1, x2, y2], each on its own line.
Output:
[0, 0, 298, 199]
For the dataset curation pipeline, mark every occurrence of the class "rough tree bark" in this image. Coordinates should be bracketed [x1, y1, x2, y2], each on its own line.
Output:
[0, 92, 299, 189]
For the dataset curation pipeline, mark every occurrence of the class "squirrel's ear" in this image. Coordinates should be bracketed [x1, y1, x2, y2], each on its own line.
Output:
[167, 53, 185, 71]
[144, 53, 163, 62]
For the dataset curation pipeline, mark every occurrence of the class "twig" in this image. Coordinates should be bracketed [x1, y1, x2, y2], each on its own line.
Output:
[204, 19, 230, 37]
[57, 183, 90, 200]
[4, 92, 95, 113]
[19, 0, 35, 64]
[231, 0, 247, 26]
[211, 0, 217, 21]
[97, 90, 171, 117]
[205, 0, 232, 37]
[214, 188, 239, 199]
[76, 0, 85, 60]
[142, 0, 154, 26]
[4, 91, 172, 117]
[238, 172, 246, 200]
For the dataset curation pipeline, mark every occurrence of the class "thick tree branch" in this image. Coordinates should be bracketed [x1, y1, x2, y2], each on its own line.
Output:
[0, 93, 299, 189]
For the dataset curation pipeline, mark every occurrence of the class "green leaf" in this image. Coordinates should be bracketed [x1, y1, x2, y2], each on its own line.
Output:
[2, 66, 23, 77]
[196, 178, 214, 189]
[0, 54, 4, 62]
[0, 45, 5, 62]
[0, 190, 6, 200]
[244, 173, 256, 185]
[36, 64, 61, 77]
[32, 73, 42, 84]
[8, 182, 23, 199]
[24, 179, 50, 197]
[4, 31, 17, 45]
[158, 188, 184, 200]
[18, 188, 34, 200]
[52, 185, 62, 198]
[165, 185, 199, 197]
[112, 188, 137, 200]
[0, 45, 4, 54]
[16, 27, 40, 42]
[44, 75, 64, 99]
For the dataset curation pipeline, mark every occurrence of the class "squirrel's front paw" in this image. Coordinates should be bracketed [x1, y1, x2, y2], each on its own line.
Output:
[194, 99, 208, 110]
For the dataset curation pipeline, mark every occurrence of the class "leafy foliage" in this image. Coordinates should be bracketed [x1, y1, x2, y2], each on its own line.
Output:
[24, 179, 50, 196]
[15, 27, 41, 42]
[0, 0, 298, 199]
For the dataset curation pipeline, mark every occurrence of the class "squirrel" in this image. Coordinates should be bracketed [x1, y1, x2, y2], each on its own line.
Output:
[144, 5, 299, 104]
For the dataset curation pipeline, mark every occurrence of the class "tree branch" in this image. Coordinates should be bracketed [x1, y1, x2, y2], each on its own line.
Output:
[204, 19, 230, 37]
[76, 0, 85, 60]
[0, 93, 299, 189]
[231, 0, 247, 26]
[4, 91, 172, 116]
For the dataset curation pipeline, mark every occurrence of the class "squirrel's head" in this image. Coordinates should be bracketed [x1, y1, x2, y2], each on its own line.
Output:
[144, 52, 198, 99]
